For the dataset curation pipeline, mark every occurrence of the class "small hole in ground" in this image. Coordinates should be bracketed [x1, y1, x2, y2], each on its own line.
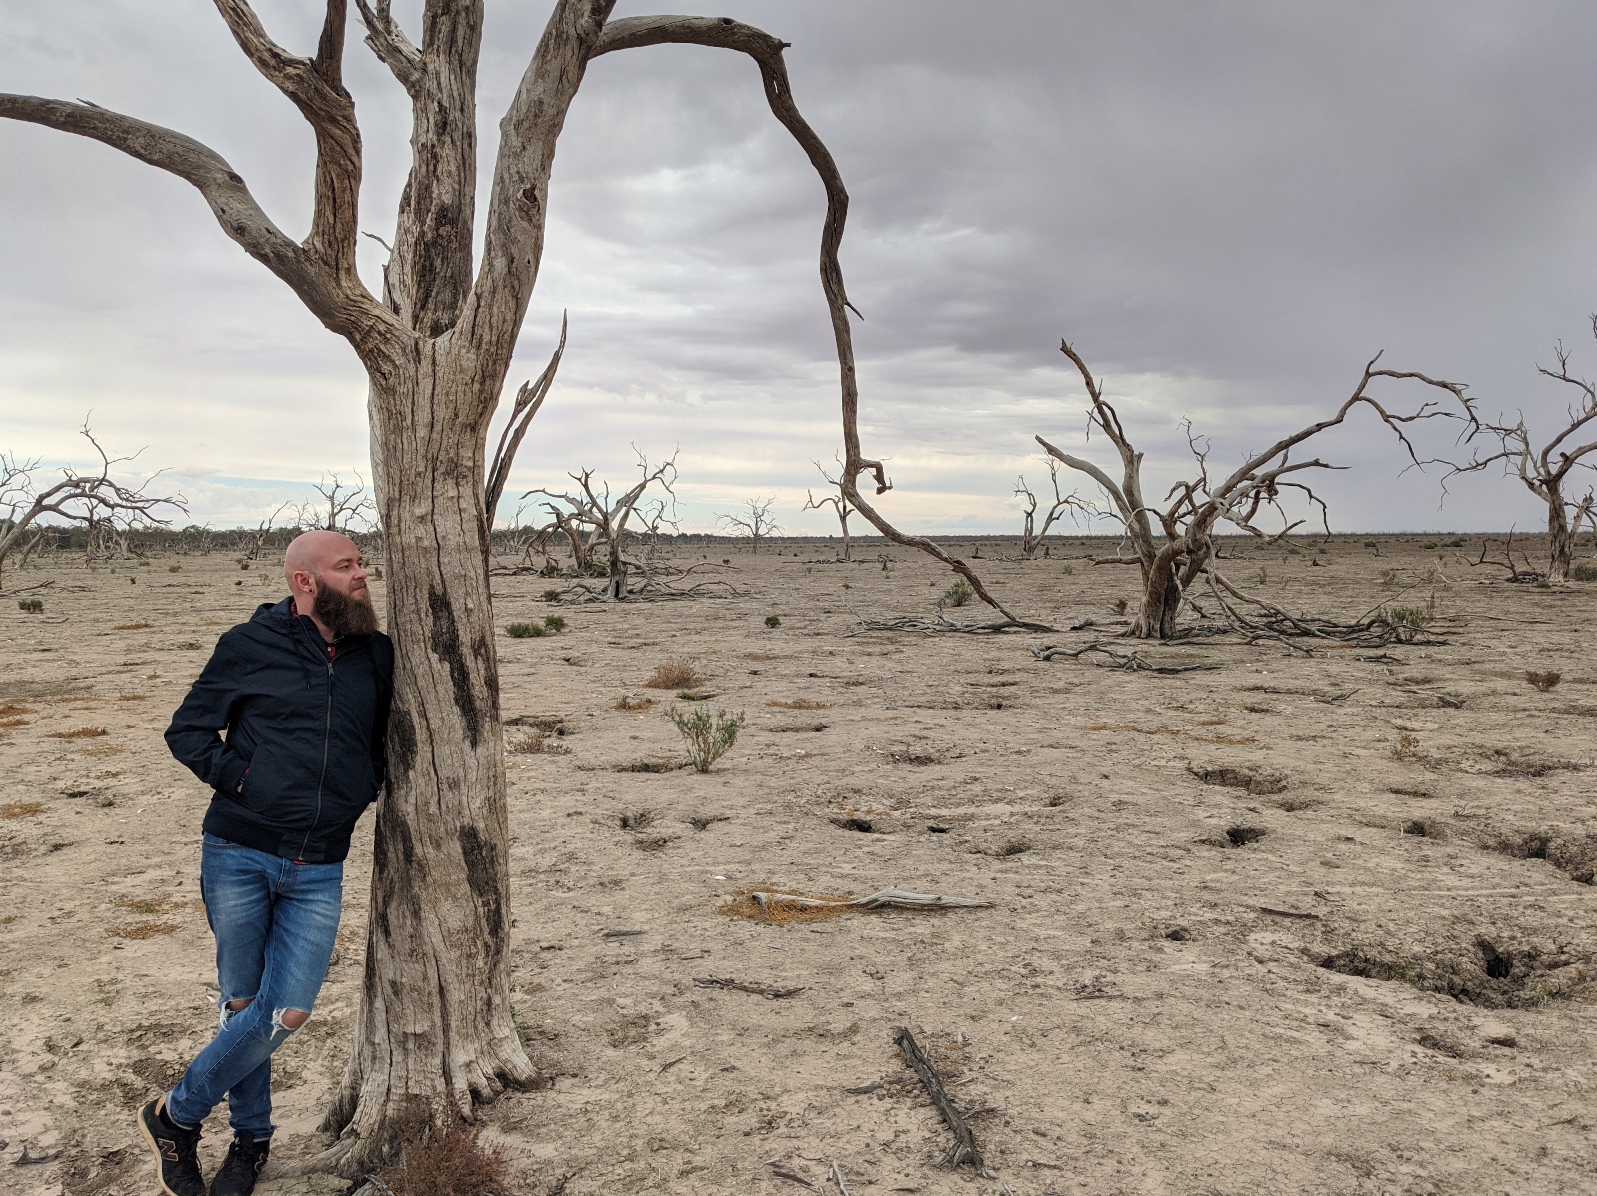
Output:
[1226, 826, 1267, 847]
[830, 816, 874, 833]
[1401, 820, 1436, 838]
[927, 824, 950, 834]
[1480, 939, 1513, 980]
[1164, 926, 1191, 942]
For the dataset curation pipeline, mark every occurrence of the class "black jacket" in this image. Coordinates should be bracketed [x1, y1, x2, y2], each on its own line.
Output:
[166, 597, 393, 863]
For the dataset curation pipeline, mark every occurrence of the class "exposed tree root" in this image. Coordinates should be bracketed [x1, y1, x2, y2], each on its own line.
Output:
[1029, 641, 1217, 673]
[853, 611, 1056, 635]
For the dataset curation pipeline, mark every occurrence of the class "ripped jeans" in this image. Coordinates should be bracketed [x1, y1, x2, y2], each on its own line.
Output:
[166, 833, 343, 1136]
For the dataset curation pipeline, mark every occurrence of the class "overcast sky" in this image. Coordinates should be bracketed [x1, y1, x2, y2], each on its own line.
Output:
[4, 1, 1597, 535]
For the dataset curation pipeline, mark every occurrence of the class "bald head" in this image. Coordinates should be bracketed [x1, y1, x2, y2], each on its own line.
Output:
[283, 530, 361, 590]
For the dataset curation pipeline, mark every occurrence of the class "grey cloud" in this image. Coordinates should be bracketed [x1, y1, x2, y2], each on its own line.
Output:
[4, 1, 1596, 536]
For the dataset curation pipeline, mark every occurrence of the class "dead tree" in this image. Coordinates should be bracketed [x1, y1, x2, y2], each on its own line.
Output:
[803, 460, 853, 560]
[1037, 340, 1471, 639]
[717, 495, 781, 553]
[0, 1, 1009, 1167]
[524, 451, 678, 598]
[300, 471, 375, 534]
[1013, 458, 1078, 558]
[242, 500, 294, 561]
[1448, 322, 1597, 582]
[0, 424, 184, 589]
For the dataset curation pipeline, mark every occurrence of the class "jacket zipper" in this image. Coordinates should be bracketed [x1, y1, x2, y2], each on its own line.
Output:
[298, 657, 335, 860]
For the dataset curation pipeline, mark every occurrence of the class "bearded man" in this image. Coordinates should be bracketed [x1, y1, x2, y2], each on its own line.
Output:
[141, 530, 392, 1196]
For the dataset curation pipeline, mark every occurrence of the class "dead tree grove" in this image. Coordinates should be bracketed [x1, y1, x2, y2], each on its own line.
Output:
[0, 1, 1021, 1166]
[0, 424, 185, 590]
[524, 450, 677, 597]
[1037, 340, 1471, 639]
[1449, 321, 1597, 582]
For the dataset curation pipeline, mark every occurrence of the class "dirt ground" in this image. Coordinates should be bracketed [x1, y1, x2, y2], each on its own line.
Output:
[1, 535, 1594, 1196]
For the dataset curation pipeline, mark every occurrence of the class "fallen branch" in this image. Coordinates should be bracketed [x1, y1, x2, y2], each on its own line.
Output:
[1258, 906, 1321, 921]
[693, 975, 806, 999]
[1029, 642, 1216, 674]
[855, 610, 1055, 635]
[893, 1026, 991, 1177]
[751, 887, 991, 913]
[828, 1159, 854, 1196]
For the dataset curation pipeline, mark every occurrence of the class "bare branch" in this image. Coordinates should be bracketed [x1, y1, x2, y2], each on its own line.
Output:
[353, 0, 422, 96]
[486, 312, 567, 529]
[212, 1, 365, 286]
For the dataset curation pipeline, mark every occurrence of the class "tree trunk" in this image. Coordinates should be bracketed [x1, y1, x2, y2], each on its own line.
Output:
[321, 356, 536, 1173]
[839, 513, 851, 561]
[1131, 546, 1185, 639]
[1547, 495, 1573, 582]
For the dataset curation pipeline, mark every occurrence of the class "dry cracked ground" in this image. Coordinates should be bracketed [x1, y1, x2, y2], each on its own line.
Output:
[0, 536, 1593, 1196]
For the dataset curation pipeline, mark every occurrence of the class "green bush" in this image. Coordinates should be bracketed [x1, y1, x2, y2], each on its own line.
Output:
[541, 589, 561, 602]
[667, 706, 746, 773]
[1571, 564, 1597, 582]
[939, 579, 974, 608]
[543, 614, 567, 634]
[506, 622, 544, 638]
[764, 614, 782, 628]
[168, 564, 181, 572]
[18, 599, 43, 613]
[1111, 597, 1128, 615]
[1378, 601, 1434, 643]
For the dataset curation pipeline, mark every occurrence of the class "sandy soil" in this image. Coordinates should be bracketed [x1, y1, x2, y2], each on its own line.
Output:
[1, 536, 1594, 1196]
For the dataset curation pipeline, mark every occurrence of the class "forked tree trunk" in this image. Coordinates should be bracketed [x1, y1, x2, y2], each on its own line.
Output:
[323, 356, 535, 1160]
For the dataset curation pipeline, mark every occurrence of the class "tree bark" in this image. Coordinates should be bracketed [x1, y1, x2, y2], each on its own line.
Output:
[321, 351, 536, 1167]
[1547, 493, 1573, 582]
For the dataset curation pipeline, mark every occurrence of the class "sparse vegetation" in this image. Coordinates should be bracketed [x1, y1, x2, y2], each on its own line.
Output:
[644, 657, 706, 689]
[506, 621, 545, 638]
[17, 598, 43, 613]
[667, 706, 746, 772]
[507, 728, 567, 755]
[543, 614, 567, 634]
[764, 614, 782, 627]
[939, 578, 974, 608]
[766, 699, 828, 710]
[1111, 597, 1128, 615]
[168, 564, 181, 572]
[1572, 563, 1597, 582]
[613, 694, 656, 713]
[541, 588, 562, 601]
[379, 1120, 510, 1196]
[1524, 670, 1562, 692]
[1391, 731, 1421, 761]
[1376, 600, 1435, 643]
[46, 727, 107, 739]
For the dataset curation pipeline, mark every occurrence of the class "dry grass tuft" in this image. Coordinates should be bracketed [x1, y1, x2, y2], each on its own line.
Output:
[117, 694, 149, 702]
[507, 729, 568, 755]
[1525, 670, 1562, 692]
[109, 921, 181, 940]
[613, 694, 656, 712]
[0, 717, 30, 729]
[644, 657, 706, 690]
[1391, 731, 1421, 761]
[0, 701, 34, 717]
[381, 1121, 511, 1196]
[716, 885, 860, 926]
[1, 801, 46, 819]
[113, 623, 152, 631]
[115, 896, 194, 915]
[766, 699, 830, 710]
[47, 726, 107, 739]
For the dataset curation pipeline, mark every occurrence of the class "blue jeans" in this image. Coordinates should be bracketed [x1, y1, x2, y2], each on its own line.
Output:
[166, 834, 343, 1136]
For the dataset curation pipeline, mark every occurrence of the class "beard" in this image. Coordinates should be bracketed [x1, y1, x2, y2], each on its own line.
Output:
[312, 576, 380, 638]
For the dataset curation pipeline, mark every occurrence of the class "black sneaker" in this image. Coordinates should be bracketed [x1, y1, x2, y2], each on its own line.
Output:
[209, 1133, 270, 1196]
[136, 1097, 206, 1196]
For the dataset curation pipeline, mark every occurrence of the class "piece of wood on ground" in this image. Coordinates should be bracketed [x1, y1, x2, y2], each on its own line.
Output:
[750, 886, 991, 914]
[892, 1026, 992, 1177]
[693, 975, 806, 998]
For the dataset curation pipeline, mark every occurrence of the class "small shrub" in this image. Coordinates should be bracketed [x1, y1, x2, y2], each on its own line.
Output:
[1524, 670, 1561, 692]
[1570, 563, 1597, 582]
[168, 565, 181, 573]
[667, 706, 745, 772]
[764, 614, 782, 628]
[542, 589, 562, 601]
[939, 579, 974, 608]
[644, 657, 705, 689]
[380, 1121, 510, 1196]
[1534, 580, 1552, 590]
[1256, 567, 1268, 585]
[17, 599, 43, 613]
[1287, 547, 1301, 556]
[618, 809, 655, 830]
[614, 694, 656, 712]
[109, 921, 181, 940]
[1059, 563, 1074, 576]
[1110, 597, 1128, 616]
[178, 641, 204, 650]
[46, 727, 107, 739]
[137, 559, 150, 567]
[543, 614, 567, 634]
[676, 689, 713, 701]
[1379, 568, 1398, 586]
[1363, 540, 1378, 549]
[238, 560, 250, 570]
[505, 622, 545, 638]
[1444, 538, 1466, 548]
[1391, 731, 1420, 761]
[1378, 601, 1434, 643]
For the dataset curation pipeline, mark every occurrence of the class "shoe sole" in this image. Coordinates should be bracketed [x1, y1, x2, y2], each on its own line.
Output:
[136, 1102, 189, 1196]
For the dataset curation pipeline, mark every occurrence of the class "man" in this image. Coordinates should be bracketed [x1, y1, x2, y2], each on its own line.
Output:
[140, 531, 392, 1196]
